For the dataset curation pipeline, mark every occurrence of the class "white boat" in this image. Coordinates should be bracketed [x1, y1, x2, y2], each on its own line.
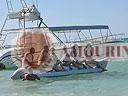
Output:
[0, 48, 18, 69]
[11, 58, 108, 80]
[0, 0, 125, 81]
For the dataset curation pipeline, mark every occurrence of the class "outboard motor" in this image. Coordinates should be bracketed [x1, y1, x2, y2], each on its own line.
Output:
[11, 68, 29, 80]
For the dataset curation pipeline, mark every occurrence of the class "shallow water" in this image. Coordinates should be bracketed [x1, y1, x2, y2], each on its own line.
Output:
[0, 61, 128, 96]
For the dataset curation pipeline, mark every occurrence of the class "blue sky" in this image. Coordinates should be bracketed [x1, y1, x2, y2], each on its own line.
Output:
[0, 0, 128, 43]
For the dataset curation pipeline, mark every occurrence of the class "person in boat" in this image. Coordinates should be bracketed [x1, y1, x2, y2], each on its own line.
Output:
[83, 43, 97, 68]
[84, 43, 94, 61]
[20, 47, 41, 80]
[22, 47, 37, 74]
[83, 43, 105, 70]
[61, 46, 80, 70]
[70, 45, 86, 69]
[60, 46, 72, 70]
[61, 53, 73, 70]
[49, 47, 65, 72]
[37, 45, 55, 72]
[38, 45, 49, 67]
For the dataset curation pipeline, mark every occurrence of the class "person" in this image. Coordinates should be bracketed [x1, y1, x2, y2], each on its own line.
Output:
[70, 44, 78, 60]
[49, 47, 65, 72]
[62, 54, 83, 70]
[70, 45, 86, 69]
[61, 46, 81, 70]
[37, 45, 51, 70]
[83, 43, 96, 68]
[61, 53, 73, 70]
[84, 43, 93, 61]
[22, 47, 37, 74]
[49, 47, 58, 66]
[83, 43, 106, 70]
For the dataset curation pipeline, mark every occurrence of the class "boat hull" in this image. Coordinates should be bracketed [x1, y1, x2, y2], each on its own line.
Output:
[11, 59, 107, 80]
[0, 48, 17, 69]
[37, 68, 104, 78]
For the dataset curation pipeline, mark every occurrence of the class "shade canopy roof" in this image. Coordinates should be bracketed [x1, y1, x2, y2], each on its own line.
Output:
[48, 25, 109, 31]
[3, 25, 109, 32]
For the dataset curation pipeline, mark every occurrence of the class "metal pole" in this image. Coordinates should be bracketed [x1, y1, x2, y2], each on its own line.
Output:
[89, 29, 93, 43]
[77, 31, 81, 42]
[100, 29, 104, 42]
[42, 21, 65, 45]
[6, 0, 10, 13]
[64, 31, 68, 43]
[0, 16, 8, 35]
[23, 11, 26, 48]
[20, 0, 28, 8]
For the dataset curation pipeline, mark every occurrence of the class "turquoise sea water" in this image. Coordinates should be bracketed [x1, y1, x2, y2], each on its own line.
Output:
[0, 61, 128, 96]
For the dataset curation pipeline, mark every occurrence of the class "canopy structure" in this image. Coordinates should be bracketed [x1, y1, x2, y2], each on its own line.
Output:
[2, 25, 124, 45]
[48, 25, 109, 32]
[48, 25, 111, 43]
[2, 25, 111, 43]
